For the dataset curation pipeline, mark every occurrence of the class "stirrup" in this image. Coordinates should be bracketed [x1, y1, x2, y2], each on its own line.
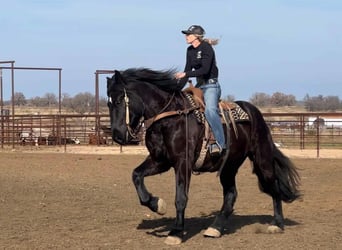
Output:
[209, 143, 222, 156]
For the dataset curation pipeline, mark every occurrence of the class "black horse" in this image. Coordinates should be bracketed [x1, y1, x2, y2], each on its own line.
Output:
[106, 68, 300, 245]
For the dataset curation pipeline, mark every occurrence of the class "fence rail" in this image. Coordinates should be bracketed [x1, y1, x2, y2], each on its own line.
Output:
[0, 114, 114, 148]
[1, 112, 341, 157]
[263, 112, 342, 157]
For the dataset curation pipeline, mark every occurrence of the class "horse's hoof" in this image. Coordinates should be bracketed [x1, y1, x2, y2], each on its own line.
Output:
[157, 198, 167, 215]
[203, 227, 221, 238]
[267, 225, 283, 234]
[164, 235, 182, 245]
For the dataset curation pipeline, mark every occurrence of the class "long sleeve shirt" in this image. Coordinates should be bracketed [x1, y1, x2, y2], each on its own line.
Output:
[183, 41, 218, 85]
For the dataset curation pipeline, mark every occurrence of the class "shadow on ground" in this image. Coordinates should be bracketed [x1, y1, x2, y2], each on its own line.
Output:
[137, 212, 300, 242]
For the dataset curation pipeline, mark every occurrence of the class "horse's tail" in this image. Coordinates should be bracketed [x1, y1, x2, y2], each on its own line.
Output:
[236, 100, 301, 203]
[273, 147, 301, 203]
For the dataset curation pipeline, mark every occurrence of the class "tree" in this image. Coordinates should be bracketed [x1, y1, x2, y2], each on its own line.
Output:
[28, 93, 57, 107]
[13, 92, 26, 106]
[305, 95, 324, 111]
[270, 92, 296, 106]
[303, 94, 341, 111]
[324, 96, 340, 111]
[61, 93, 72, 109]
[99, 96, 108, 108]
[284, 94, 297, 106]
[249, 92, 271, 107]
[29, 96, 43, 107]
[69, 92, 95, 114]
[222, 94, 235, 102]
[43, 93, 58, 107]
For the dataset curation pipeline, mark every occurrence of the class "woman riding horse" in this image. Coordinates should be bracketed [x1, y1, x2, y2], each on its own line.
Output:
[106, 68, 300, 245]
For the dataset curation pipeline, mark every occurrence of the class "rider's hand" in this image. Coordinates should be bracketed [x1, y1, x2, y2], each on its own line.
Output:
[175, 72, 186, 79]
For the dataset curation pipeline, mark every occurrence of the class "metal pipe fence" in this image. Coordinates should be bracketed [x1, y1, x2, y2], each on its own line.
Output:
[0, 112, 341, 157]
[0, 63, 63, 149]
[263, 112, 342, 157]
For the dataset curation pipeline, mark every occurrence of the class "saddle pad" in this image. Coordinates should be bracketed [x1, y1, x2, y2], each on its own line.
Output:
[185, 94, 249, 123]
[185, 93, 206, 124]
[227, 104, 250, 122]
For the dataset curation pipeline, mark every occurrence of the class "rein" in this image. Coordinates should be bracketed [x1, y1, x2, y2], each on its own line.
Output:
[144, 93, 199, 130]
[122, 89, 198, 138]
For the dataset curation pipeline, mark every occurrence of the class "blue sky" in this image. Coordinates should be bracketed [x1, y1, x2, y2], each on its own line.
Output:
[1, 0, 341, 101]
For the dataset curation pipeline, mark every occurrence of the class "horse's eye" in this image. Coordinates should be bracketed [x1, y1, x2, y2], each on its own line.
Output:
[114, 95, 124, 105]
[115, 98, 121, 105]
[107, 95, 123, 106]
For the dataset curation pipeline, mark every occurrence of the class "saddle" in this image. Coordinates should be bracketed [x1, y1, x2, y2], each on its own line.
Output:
[183, 84, 249, 140]
[183, 84, 250, 172]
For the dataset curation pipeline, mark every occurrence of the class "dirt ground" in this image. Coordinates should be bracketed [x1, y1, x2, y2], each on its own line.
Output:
[0, 146, 341, 249]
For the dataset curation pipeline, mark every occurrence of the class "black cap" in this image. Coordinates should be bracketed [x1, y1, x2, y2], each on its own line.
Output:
[181, 25, 205, 36]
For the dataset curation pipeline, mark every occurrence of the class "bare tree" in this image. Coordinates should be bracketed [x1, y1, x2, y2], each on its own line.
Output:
[29, 93, 57, 107]
[61, 93, 72, 109]
[304, 94, 323, 111]
[43, 93, 58, 107]
[324, 96, 340, 111]
[13, 92, 27, 106]
[271, 92, 297, 106]
[70, 92, 95, 114]
[284, 94, 297, 106]
[99, 96, 108, 107]
[249, 92, 271, 107]
[222, 94, 235, 102]
[29, 96, 43, 107]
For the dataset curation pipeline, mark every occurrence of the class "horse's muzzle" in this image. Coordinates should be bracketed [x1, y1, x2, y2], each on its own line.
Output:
[112, 128, 131, 145]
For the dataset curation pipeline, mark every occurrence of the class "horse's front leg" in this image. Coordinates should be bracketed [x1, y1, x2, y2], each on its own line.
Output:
[132, 155, 171, 215]
[164, 160, 192, 245]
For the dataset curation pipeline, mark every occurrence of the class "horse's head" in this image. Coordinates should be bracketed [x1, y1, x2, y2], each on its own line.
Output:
[107, 70, 144, 145]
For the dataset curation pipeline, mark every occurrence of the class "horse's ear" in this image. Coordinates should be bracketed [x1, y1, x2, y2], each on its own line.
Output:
[114, 70, 127, 85]
[107, 75, 115, 94]
[114, 70, 121, 83]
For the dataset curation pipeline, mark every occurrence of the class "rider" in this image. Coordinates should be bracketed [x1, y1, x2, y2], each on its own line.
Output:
[175, 25, 226, 155]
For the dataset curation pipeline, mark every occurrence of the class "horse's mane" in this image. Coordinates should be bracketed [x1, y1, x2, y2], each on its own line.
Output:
[120, 68, 187, 92]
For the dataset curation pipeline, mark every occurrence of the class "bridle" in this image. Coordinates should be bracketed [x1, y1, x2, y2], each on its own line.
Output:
[123, 88, 144, 140]
[109, 87, 198, 143]
[108, 88, 144, 141]
[121, 88, 177, 139]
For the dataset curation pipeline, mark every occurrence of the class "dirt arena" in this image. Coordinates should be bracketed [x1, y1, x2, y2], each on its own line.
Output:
[0, 146, 341, 249]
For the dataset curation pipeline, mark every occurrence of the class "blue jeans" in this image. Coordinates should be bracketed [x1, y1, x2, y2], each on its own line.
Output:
[200, 82, 226, 149]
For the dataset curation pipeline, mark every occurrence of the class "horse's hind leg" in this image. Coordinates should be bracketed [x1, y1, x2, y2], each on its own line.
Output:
[258, 149, 301, 232]
[204, 163, 239, 237]
[132, 155, 171, 215]
[252, 157, 285, 232]
[270, 192, 284, 232]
